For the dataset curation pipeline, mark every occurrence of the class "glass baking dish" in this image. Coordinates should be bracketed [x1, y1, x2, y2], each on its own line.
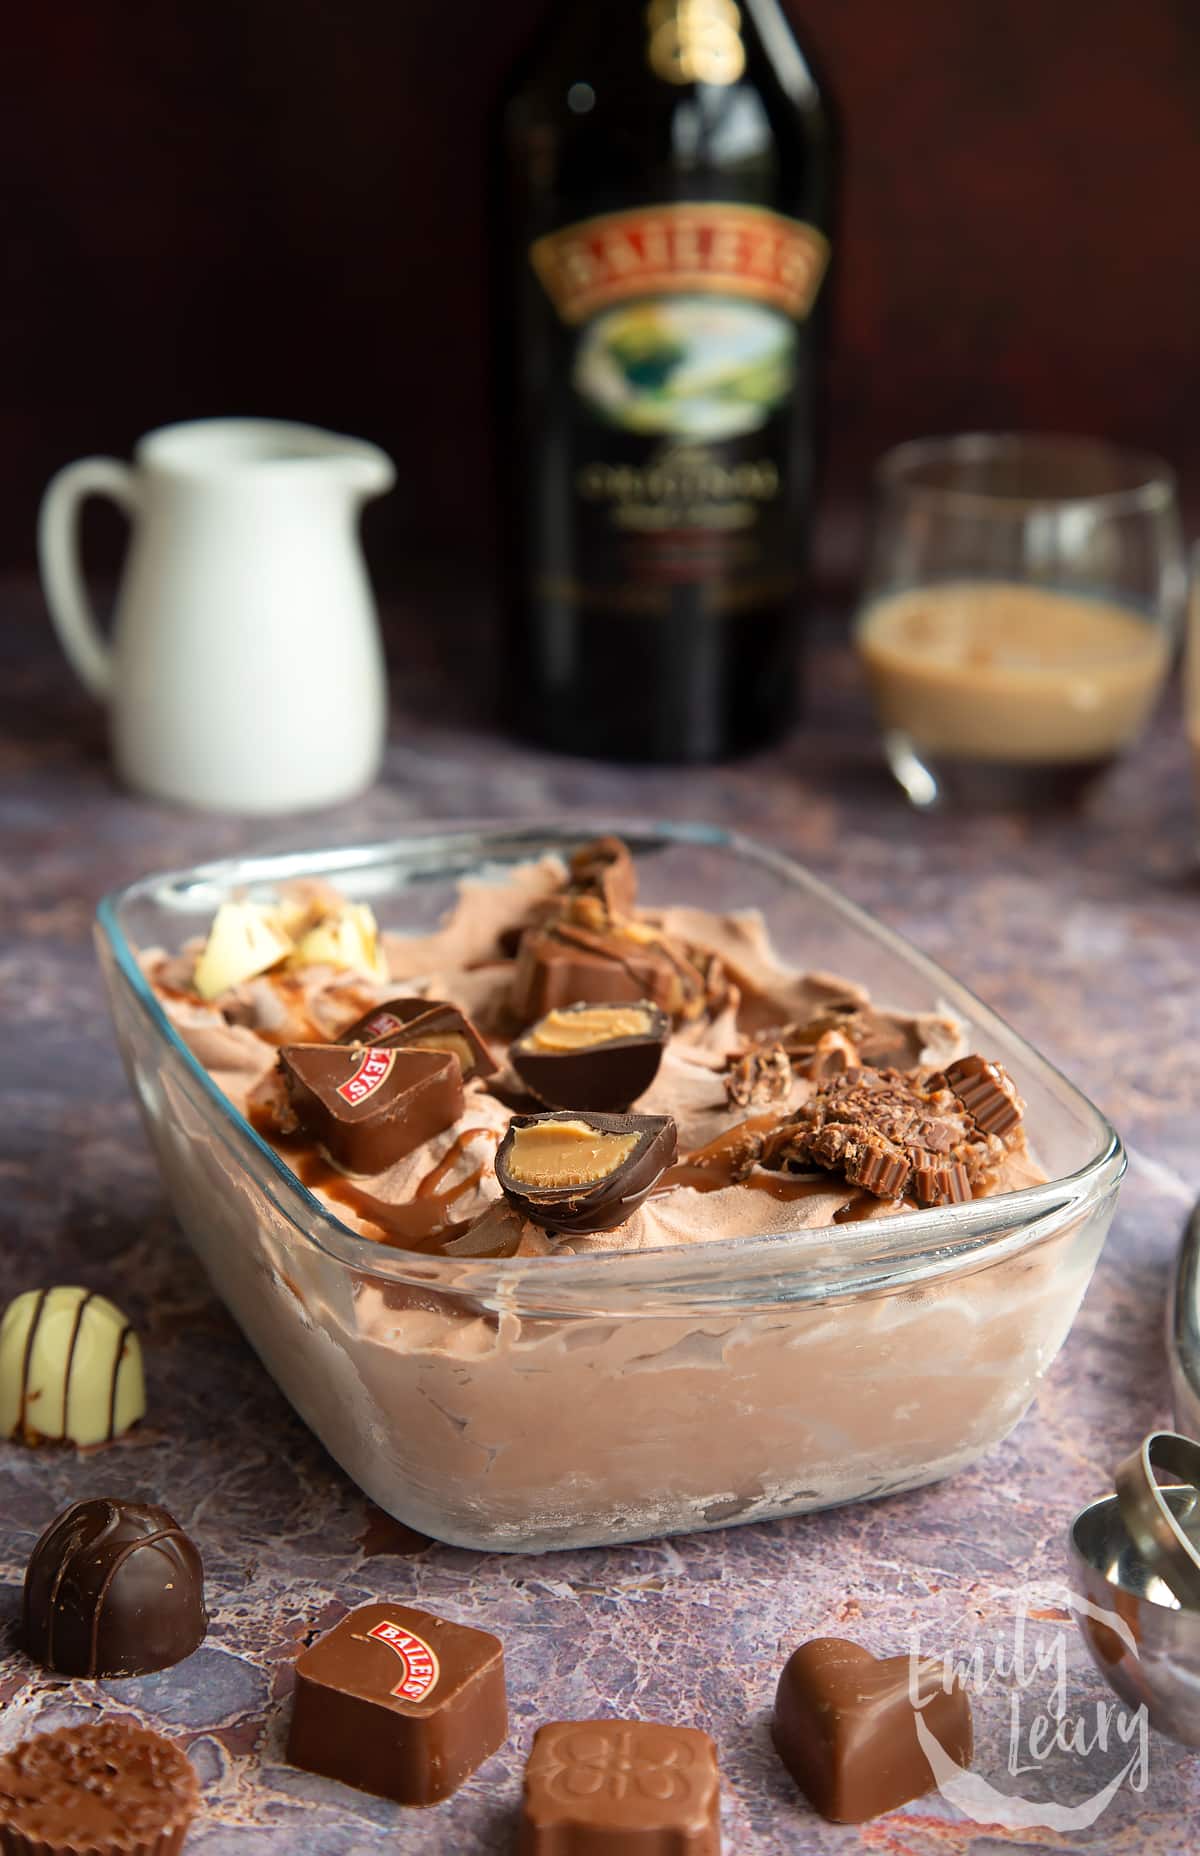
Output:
[95, 823, 1124, 1553]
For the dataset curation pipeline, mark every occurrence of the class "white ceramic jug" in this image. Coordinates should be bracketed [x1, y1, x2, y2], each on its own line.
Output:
[38, 418, 395, 813]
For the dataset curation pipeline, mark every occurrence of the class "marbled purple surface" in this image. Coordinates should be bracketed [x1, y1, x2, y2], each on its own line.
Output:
[3, 573, 1199, 1852]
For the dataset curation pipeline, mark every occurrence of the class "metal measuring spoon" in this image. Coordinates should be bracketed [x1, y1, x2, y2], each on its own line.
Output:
[1069, 1434, 1200, 1745]
[1168, 1200, 1200, 1439]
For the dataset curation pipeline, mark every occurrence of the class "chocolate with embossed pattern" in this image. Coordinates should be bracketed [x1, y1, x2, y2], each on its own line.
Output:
[519, 1719, 721, 1855]
[941, 1053, 1024, 1137]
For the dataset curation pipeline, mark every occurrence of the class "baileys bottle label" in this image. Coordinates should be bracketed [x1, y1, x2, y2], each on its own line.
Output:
[529, 202, 828, 595]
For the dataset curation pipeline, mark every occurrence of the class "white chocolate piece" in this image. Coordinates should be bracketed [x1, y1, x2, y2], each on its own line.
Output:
[193, 901, 292, 999]
[0, 1287, 145, 1446]
[274, 877, 350, 938]
[289, 903, 387, 979]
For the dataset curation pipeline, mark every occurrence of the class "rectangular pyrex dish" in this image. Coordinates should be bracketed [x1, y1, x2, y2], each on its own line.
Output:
[95, 822, 1124, 1553]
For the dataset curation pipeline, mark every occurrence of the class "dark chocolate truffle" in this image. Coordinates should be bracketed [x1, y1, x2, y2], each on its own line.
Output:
[23, 1497, 207, 1678]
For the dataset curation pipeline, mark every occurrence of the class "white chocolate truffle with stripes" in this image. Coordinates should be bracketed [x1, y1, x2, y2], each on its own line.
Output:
[0, 1287, 145, 1446]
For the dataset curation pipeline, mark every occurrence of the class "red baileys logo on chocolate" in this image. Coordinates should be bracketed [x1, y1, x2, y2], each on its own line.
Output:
[531, 203, 828, 326]
[336, 1047, 395, 1106]
[367, 1619, 441, 1702]
[359, 1009, 404, 1041]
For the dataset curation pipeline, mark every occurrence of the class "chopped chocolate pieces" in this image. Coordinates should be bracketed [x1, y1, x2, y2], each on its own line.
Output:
[805, 1028, 860, 1079]
[774, 1005, 868, 1059]
[513, 1001, 668, 1111]
[520, 1720, 721, 1856]
[724, 1042, 792, 1109]
[287, 1602, 506, 1806]
[279, 1043, 463, 1174]
[337, 996, 496, 1082]
[506, 836, 710, 1028]
[510, 917, 706, 1027]
[909, 1155, 972, 1205]
[684, 1118, 778, 1185]
[496, 1112, 677, 1234]
[844, 1143, 911, 1199]
[567, 835, 638, 917]
[772, 1636, 972, 1824]
[730, 1014, 863, 1090]
[941, 1053, 1024, 1137]
[766, 1063, 1021, 1206]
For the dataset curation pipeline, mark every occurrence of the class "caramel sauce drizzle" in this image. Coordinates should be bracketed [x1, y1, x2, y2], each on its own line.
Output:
[832, 1194, 881, 1224]
[248, 1109, 499, 1252]
[249, 1058, 897, 1245]
[652, 1112, 781, 1194]
[652, 1113, 886, 1219]
[248, 970, 325, 1046]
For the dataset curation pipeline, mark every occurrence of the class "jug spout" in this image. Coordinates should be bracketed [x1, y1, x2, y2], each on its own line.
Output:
[332, 438, 396, 502]
[134, 419, 397, 505]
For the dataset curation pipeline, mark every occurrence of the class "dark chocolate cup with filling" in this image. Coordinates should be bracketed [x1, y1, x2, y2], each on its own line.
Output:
[511, 1000, 669, 1112]
[337, 996, 497, 1083]
[495, 1111, 677, 1235]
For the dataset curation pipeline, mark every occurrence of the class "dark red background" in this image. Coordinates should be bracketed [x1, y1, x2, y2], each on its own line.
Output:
[4, 0, 1198, 581]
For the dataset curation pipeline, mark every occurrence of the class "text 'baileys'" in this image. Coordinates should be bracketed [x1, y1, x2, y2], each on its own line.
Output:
[496, 0, 835, 762]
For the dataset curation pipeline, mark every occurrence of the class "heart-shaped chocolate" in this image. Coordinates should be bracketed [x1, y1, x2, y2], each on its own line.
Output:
[772, 1635, 972, 1824]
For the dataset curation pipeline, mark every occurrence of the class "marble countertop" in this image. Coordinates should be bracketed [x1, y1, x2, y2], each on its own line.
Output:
[3, 573, 1199, 1853]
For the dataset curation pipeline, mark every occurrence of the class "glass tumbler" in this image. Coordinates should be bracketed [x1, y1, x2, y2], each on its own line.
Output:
[854, 435, 1185, 808]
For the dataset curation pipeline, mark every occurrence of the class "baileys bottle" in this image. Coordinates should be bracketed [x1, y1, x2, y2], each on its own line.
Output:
[496, 0, 834, 762]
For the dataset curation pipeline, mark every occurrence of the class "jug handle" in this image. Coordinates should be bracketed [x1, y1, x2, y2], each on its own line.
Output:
[37, 457, 142, 701]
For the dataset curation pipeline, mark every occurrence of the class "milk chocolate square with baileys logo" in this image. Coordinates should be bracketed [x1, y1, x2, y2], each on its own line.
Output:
[337, 995, 497, 1082]
[509, 917, 706, 1027]
[496, 1111, 676, 1234]
[287, 1601, 506, 1807]
[519, 1719, 721, 1855]
[278, 1043, 463, 1174]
